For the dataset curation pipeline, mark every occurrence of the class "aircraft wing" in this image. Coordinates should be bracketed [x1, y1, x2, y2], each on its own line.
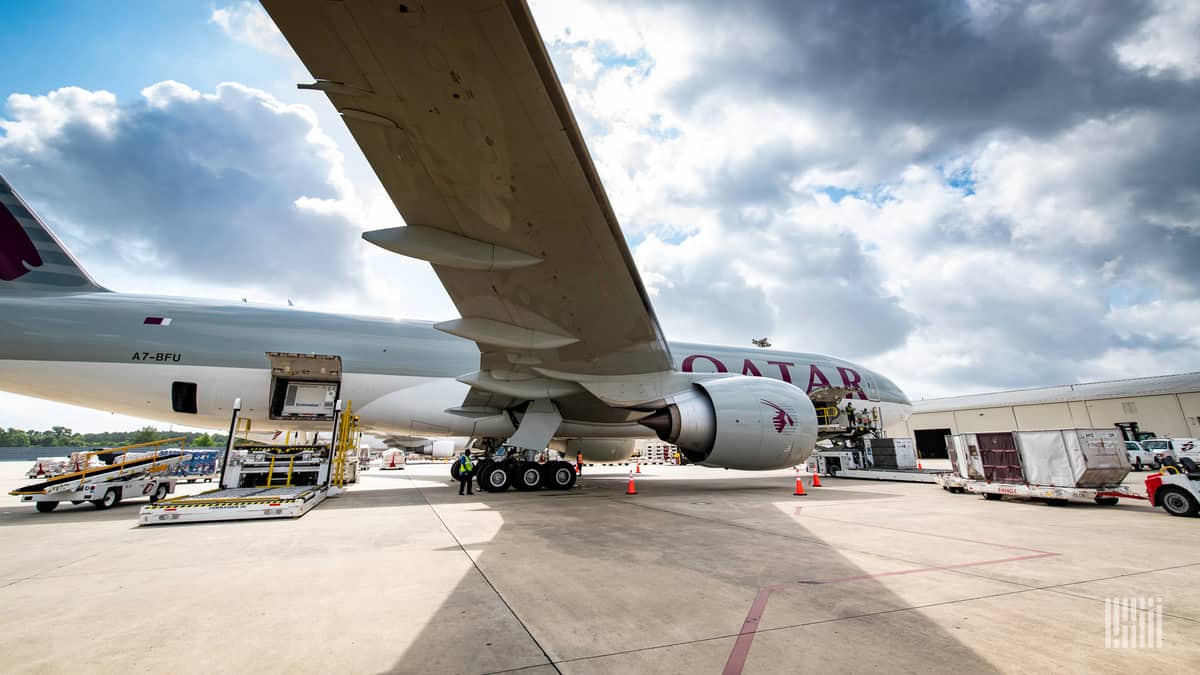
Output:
[263, 0, 673, 378]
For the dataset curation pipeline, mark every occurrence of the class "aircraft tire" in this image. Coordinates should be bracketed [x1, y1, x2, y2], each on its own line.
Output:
[543, 461, 577, 490]
[474, 459, 494, 491]
[480, 462, 512, 492]
[514, 462, 543, 491]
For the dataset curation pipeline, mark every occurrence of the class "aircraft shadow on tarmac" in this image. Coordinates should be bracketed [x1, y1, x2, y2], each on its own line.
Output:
[373, 472, 1004, 674]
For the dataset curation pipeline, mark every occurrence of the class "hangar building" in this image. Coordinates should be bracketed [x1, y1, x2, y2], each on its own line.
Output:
[884, 372, 1200, 459]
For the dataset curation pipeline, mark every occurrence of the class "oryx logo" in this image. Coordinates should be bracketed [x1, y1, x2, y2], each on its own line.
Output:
[0, 190, 43, 281]
[760, 399, 795, 433]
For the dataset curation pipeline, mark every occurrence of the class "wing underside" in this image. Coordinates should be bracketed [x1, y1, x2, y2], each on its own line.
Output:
[264, 0, 673, 390]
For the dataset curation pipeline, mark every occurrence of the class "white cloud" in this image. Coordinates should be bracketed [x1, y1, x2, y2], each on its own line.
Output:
[210, 2, 294, 58]
[1117, 0, 1200, 79]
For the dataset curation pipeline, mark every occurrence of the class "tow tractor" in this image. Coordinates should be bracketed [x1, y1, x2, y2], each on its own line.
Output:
[1145, 457, 1200, 517]
[10, 438, 190, 513]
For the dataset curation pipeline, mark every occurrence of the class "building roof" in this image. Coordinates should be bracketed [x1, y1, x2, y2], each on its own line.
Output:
[913, 372, 1200, 414]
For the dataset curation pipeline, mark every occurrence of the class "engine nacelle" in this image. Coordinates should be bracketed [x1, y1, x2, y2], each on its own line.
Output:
[562, 438, 637, 463]
[640, 376, 818, 470]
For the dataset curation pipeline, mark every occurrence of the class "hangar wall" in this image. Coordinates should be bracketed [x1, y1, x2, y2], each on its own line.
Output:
[884, 373, 1200, 458]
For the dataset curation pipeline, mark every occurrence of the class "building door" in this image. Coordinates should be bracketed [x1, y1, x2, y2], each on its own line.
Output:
[914, 428, 951, 459]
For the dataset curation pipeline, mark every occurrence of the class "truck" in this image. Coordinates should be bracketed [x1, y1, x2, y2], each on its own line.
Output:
[938, 428, 1142, 505]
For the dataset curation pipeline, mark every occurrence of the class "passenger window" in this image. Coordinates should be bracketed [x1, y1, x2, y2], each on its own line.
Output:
[172, 381, 198, 414]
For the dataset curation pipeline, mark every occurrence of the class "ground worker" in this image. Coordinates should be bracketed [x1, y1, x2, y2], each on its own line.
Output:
[456, 450, 475, 496]
[845, 402, 856, 426]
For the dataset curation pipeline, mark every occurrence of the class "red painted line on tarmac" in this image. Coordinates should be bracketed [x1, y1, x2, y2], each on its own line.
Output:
[722, 588, 771, 675]
[721, 521, 1061, 674]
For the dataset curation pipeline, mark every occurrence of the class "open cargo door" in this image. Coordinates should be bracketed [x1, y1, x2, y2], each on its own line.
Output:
[266, 352, 342, 422]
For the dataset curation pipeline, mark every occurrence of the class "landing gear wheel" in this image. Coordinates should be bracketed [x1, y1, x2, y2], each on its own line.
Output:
[1159, 487, 1199, 517]
[93, 488, 120, 510]
[514, 462, 543, 491]
[35, 501, 58, 513]
[542, 461, 577, 490]
[480, 462, 512, 492]
[450, 462, 472, 481]
[983, 493, 1003, 501]
[150, 483, 170, 503]
[473, 459, 494, 491]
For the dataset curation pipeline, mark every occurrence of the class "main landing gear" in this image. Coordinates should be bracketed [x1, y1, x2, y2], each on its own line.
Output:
[458, 445, 577, 493]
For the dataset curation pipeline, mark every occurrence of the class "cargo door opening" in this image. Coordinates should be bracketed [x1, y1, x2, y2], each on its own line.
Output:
[267, 352, 342, 422]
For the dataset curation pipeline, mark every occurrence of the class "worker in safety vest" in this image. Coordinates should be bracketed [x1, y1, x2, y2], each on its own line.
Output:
[456, 450, 475, 495]
[845, 402, 855, 427]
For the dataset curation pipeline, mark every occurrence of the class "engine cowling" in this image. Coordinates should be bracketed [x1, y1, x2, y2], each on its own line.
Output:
[639, 376, 818, 470]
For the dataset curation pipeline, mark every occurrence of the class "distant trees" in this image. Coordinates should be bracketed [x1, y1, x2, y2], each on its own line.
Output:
[0, 427, 226, 448]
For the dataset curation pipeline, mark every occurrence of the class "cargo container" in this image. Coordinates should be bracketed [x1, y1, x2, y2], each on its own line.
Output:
[939, 428, 1142, 505]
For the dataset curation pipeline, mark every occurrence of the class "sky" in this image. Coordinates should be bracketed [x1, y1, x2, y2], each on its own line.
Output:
[1, 0, 1199, 433]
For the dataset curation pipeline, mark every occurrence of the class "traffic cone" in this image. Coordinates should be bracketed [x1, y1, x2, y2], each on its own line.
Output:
[388, 454, 396, 469]
[626, 473, 638, 495]
[794, 473, 806, 496]
[35, 463, 45, 477]
[811, 472, 822, 487]
[635, 462, 641, 474]
[917, 461, 924, 470]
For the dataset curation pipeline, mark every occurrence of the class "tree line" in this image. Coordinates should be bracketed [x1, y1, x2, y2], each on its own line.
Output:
[0, 426, 227, 448]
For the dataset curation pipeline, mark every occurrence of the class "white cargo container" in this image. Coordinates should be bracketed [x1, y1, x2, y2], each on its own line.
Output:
[939, 428, 1141, 505]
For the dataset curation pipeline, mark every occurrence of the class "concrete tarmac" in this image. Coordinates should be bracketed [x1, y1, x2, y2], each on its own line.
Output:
[0, 460, 1197, 674]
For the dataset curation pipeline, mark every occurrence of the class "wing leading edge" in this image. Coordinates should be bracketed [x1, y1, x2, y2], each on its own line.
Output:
[264, 0, 673, 378]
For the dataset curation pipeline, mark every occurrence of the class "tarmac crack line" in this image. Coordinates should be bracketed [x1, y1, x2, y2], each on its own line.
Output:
[407, 475, 562, 675]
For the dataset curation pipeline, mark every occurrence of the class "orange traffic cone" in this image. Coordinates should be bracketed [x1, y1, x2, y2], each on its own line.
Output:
[35, 463, 45, 477]
[794, 473, 806, 496]
[626, 473, 638, 495]
[635, 462, 641, 474]
[388, 454, 396, 468]
[811, 472, 822, 487]
[917, 461, 924, 470]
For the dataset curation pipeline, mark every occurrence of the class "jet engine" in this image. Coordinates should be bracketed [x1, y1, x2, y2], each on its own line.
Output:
[639, 376, 818, 470]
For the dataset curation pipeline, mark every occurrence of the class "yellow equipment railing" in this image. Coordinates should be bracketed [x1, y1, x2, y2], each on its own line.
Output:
[75, 436, 188, 488]
[331, 402, 360, 488]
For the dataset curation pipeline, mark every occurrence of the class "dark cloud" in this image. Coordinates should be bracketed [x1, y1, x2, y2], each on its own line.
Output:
[0, 84, 364, 297]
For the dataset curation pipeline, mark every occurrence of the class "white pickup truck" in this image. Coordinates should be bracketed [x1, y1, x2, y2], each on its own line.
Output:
[1124, 441, 1156, 470]
[1142, 438, 1200, 467]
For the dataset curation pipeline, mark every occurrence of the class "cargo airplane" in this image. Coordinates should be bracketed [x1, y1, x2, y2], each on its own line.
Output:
[0, 0, 910, 491]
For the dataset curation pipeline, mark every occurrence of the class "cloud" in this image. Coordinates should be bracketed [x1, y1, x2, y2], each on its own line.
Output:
[530, 0, 1200, 396]
[211, 2, 294, 58]
[0, 81, 368, 298]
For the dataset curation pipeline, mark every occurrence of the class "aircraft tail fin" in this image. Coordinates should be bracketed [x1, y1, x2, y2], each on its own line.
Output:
[0, 174, 106, 294]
